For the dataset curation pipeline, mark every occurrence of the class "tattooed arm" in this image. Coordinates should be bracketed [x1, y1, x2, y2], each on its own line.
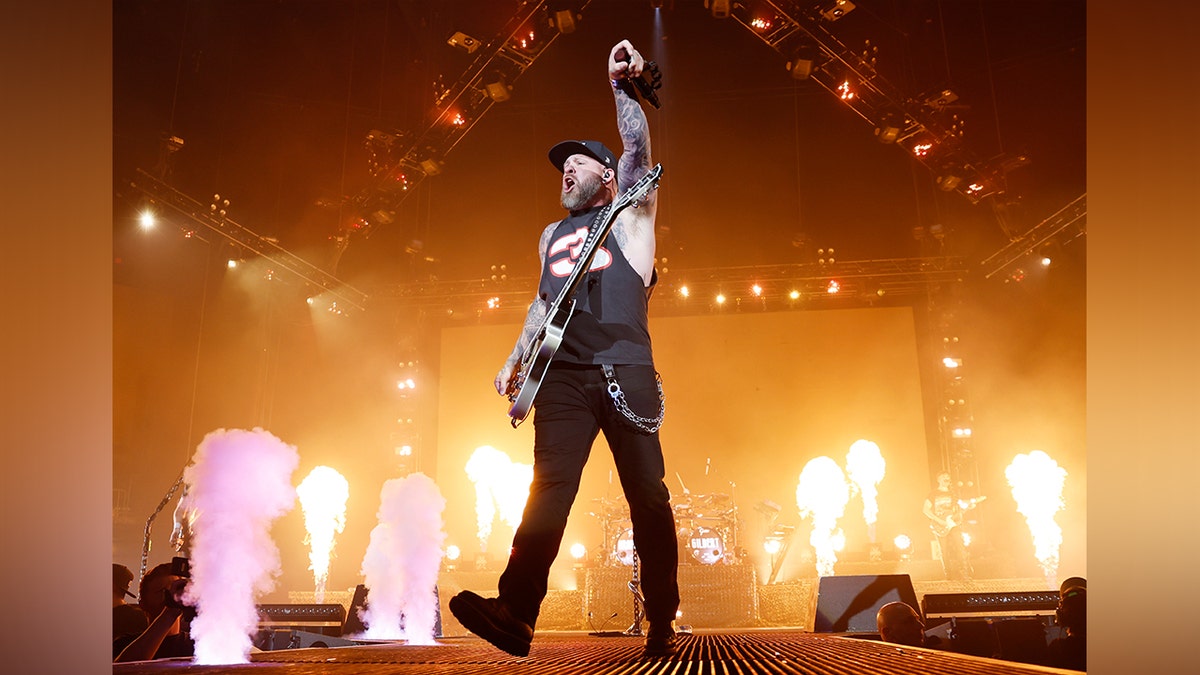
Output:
[607, 39, 657, 284]
[495, 222, 556, 395]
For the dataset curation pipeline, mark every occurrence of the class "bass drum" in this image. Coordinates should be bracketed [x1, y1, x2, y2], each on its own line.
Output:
[686, 526, 726, 565]
[613, 527, 637, 566]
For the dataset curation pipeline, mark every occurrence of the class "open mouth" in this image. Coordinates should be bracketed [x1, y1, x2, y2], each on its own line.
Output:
[562, 176, 576, 192]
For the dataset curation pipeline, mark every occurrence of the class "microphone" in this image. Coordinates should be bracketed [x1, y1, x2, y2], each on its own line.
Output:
[616, 52, 662, 109]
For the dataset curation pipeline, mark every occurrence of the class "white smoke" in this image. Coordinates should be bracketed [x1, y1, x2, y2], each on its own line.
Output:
[295, 466, 350, 603]
[796, 456, 851, 577]
[357, 473, 447, 643]
[182, 428, 299, 665]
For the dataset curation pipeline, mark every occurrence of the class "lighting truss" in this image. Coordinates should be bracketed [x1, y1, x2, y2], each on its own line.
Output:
[980, 193, 1086, 279]
[346, 0, 595, 239]
[724, 0, 1025, 205]
[376, 256, 968, 317]
[128, 169, 369, 310]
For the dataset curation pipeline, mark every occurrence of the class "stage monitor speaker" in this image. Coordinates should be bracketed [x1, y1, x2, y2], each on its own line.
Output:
[812, 574, 918, 633]
[922, 590, 1059, 618]
[341, 584, 442, 638]
[256, 603, 346, 637]
[257, 629, 357, 651]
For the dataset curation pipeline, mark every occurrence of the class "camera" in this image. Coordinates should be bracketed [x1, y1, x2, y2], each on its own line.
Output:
[170, 556, 191, 579]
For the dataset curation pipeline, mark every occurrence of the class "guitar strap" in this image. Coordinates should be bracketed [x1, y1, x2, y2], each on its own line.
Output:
[601, 364, 665, 434]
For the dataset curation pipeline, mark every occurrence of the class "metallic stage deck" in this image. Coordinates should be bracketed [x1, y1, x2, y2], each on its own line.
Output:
[112, 631, 1078, 674]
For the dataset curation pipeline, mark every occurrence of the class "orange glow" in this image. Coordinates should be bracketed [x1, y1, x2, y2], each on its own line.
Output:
[451, 113, 466, 126]
[788, 290, 800, 300]
[751, 17, 772, 31]
[715, 293, 726, 305]
[837, 80, 855, 100]
[679, 285, 690, 298]
[796, 456, 850, 576]
[845, 439, 886, 527]
[913, 142, 933, 157]
[295, 466, 350, 603]
[826, 280, 840, 294]
[1005, 450, 1068, 584]
[751, 284, 763, 296]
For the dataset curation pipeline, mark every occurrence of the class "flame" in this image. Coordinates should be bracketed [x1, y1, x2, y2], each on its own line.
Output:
[796, 456, 850, 576]
[295, 466, 350, 603]
[465, 446, 532, 552]
[1005, 450, 1068, 583]
[845, 439, 886, 533]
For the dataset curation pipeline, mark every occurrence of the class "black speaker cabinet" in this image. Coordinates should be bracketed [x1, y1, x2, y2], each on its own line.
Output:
[812, 573, 919, 633]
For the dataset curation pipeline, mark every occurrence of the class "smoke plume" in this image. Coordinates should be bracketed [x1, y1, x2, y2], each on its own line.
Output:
[182, 428, 299, 664]
[357, 472, 447, 643]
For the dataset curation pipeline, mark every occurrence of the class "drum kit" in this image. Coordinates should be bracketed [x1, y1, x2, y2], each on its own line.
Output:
[593, 489, 741, 567]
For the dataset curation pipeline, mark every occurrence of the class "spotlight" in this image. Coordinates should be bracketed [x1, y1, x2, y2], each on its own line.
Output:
[552, 9, 578, 34]
[446, 545, 461, 561]
[820, 0, 856, 21]
[226, 259, 238, 269]
[763, 538, 782, 555]
[138, 209, 156, 230]
[706, 0, 731, 18]
[715, 293, 726, 305]
[826, 280, 840, 294]
[679, 285, 690, 298]
[420, 158, 443, 176]
[484, 77, 511, 102]
[788, 290, 801, 300]
[447, 31, 481, 53]
[570, 543, 587, 560]
[751, 284, 763, 296]
[942, 357, 962, 368]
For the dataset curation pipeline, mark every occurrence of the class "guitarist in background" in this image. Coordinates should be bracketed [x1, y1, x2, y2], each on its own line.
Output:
[448, 39, 680, 659]
[923, 471, 974, 580]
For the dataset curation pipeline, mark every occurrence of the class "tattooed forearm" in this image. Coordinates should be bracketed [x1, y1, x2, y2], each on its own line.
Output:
[509, 300, 548, 363]
[614, 88, 651, 191]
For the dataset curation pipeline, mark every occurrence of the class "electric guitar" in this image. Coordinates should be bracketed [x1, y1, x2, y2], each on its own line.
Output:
[505, 163, 663, 427]
[929, 495, 986, 538]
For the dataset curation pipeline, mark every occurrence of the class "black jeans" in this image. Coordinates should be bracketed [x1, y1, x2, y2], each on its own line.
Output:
[497, 362, 680, 628]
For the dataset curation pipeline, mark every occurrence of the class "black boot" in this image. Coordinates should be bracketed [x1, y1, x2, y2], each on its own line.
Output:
[448, 590, 534, 657]
[643, 622, 678, 657]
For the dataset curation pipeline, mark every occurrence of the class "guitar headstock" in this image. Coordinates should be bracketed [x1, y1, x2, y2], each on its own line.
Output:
[616, 163, 663, 210]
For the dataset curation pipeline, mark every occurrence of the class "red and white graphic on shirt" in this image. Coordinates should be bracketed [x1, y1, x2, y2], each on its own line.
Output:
[548, 225, 612, 277]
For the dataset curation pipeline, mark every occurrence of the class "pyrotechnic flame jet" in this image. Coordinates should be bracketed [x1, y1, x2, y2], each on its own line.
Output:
[296, 466, 350, 603]
[465, 446, 533, 551]
[1005, 450, 1067, 585]
[796, 456, 851, 577]
[845, 439, 886, 540]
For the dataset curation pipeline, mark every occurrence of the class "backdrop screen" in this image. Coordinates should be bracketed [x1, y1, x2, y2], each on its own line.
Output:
[436, 307, 930, 582]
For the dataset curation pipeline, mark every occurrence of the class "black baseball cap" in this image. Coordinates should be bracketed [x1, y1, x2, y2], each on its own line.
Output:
[548, 140, 617, 173]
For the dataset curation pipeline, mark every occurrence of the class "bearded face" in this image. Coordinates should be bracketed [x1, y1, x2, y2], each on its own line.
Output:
[560, 170, 604, 211]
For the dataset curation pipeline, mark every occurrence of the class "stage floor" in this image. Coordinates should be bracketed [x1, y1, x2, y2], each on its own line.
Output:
[111, 630, 1079, 674]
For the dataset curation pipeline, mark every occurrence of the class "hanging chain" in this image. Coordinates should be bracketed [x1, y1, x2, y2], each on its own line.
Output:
[602, 365, 665, 434]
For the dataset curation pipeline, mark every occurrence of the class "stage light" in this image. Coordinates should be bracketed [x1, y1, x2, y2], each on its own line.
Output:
[447, 31, 481, 53]
[707, 0, 731, 18]
[396, 445, 413, 456]
[952, 427, 972, 438]
[826, 280, 840, 294]
[484, 77, 511, 102]
[1041, 255, 1052, 267]
[894, 534, 912, 550]
[788, 290, 801, 300]
[553, 9, 577, 34]
[820, 0, 856, 21]
[943, 357, 962, 368]
[570, 543, 587, 560]
[679, 285, 690, 298]
[446, 545, 461, 564]
[451, 112, 467, 126]
[306, 297, 315, 306]
[486, 296, 501, 309]
[715, 293, 727, 305]
[226, 259, 238, 269]
[397, 378, 416, 390]
[763, 538, 782, 555]
[138, 209, 156, 229]
[837, 80, 855, 101]
[750, 17, 772, 31]
[913, 142, 933, 157]
[751, 284, 763, 296]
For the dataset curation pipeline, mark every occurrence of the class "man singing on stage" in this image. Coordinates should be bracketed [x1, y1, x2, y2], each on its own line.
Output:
[448, 38, 681, 658]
